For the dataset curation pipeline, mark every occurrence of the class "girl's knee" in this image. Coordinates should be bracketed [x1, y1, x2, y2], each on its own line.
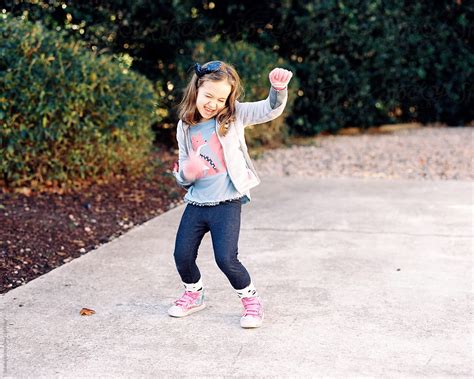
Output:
[174, 247, 191, 265]
[215, 252, 239, 271]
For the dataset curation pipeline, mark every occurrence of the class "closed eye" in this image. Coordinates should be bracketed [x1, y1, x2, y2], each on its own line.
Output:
[206, 94, 226, 102]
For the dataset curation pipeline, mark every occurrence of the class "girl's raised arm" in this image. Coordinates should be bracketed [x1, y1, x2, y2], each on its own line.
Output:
[235, 68, 293, 128]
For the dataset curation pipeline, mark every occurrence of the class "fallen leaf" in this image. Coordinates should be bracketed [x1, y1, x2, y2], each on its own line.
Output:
[80, 307, 96, 316]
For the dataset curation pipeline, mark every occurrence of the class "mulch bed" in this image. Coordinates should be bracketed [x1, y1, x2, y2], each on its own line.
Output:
[0, 145, 186, 294]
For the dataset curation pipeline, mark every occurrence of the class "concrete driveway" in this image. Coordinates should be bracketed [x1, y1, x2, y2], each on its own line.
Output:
[1, 177, 472, 377]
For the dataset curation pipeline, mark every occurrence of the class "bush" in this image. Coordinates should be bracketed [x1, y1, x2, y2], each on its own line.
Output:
[0, 15, 159, 192]
[5, 2, 471, 137]
[173, 37, 299, 149]
[254, 1, 473, 134]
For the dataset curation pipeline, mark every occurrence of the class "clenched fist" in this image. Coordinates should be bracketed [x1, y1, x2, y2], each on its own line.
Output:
[181, 144, 208, 182]
[269, 68, 293, 91]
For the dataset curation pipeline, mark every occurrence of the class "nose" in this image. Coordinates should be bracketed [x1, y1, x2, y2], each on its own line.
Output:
[206, 101, 217, 110]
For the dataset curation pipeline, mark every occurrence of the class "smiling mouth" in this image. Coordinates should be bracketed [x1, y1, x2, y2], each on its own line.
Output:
[204, 107, 215, 114]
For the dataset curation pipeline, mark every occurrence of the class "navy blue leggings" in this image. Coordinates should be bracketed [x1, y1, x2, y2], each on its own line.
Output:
[173, 199, 251, 290]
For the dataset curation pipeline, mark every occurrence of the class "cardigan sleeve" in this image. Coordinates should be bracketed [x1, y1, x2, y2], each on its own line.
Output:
[172, 120, 194, 190]
[234, 87, 288, 128]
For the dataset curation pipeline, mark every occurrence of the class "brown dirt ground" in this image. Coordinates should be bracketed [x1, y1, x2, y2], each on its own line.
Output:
[0, 144, 186, 294]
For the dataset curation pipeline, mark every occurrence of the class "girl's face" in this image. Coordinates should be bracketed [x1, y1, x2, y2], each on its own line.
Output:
[196, 80, 232, 122]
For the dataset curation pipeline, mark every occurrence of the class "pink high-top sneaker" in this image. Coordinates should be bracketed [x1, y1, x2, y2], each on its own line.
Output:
[240, 296, 264, 328]
[168, 290, 206, 317]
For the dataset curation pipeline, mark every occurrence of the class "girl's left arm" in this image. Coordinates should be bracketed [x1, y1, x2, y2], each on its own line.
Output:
[235, 68, 293, 128]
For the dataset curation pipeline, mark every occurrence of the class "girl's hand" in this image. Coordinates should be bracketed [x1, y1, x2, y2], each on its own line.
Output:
[269, 68, 293, 90]
[182, 144, 208, 182]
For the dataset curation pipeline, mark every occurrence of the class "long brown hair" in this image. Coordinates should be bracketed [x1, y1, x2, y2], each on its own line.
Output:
[178, 61, 243, 137]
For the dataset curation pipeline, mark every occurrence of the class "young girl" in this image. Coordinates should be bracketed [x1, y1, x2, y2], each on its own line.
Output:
[169, 60, 293, 328]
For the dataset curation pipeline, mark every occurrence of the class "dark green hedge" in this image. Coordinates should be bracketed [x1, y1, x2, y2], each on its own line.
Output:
[4, 1, 473, 139]
[267, 1, 473, 135]
[0, 15, 158, 191]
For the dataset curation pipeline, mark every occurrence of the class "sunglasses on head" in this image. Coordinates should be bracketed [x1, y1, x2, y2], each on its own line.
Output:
[192, 61, 222, 77]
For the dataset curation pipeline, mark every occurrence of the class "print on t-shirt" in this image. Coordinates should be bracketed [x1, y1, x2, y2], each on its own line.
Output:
[191, 131, 227, 177]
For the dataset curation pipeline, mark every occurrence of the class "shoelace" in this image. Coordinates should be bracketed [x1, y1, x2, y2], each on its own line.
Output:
[241, 297, 262, 317]
[175, 291, 200, 307]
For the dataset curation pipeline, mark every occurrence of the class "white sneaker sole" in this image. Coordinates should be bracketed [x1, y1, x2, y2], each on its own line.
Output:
[240, 313, 264, 328]
[168, 303, 206, 318]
